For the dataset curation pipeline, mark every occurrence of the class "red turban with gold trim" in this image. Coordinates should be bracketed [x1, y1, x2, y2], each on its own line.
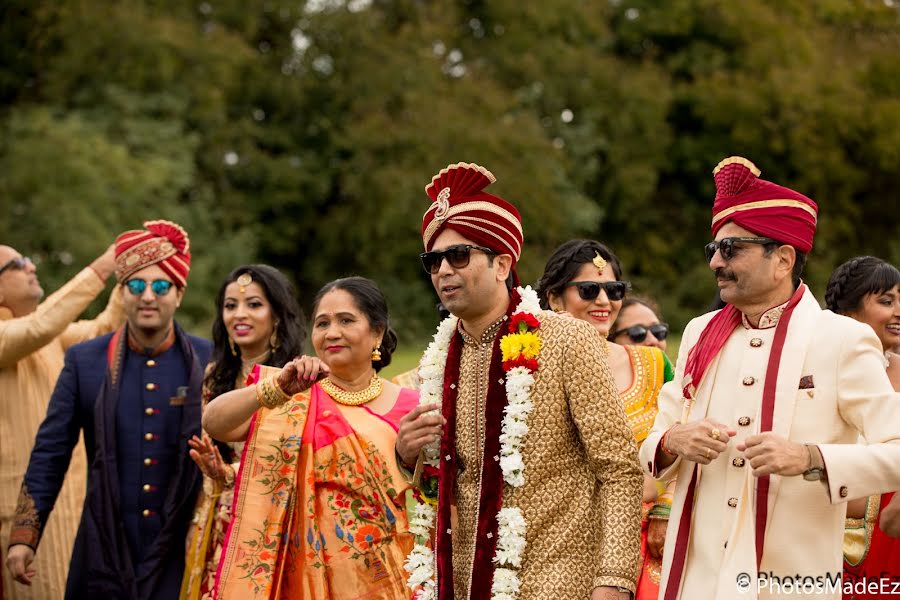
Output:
[114, 220, 191, 287]
[712, 156, 818, 253]
[422, 162, 523, 281]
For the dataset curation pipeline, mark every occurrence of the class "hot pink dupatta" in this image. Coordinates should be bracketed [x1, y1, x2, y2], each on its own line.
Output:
[215, 366, 417, 599]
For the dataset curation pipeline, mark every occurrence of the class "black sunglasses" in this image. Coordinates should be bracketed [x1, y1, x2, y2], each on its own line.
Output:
[564, 280, 630, 302]
[125, 278, 175, 297]
[420, 244, 497, 274]
[0, 256, 32, 276]
[704, 237, 780, 262]
[611, 323, 669, 344]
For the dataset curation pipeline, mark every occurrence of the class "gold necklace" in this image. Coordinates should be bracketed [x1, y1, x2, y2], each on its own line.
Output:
[320, 374, 384, 406]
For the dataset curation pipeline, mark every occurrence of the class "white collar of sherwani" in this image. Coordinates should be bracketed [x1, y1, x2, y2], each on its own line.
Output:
[742, 298, 791, 330]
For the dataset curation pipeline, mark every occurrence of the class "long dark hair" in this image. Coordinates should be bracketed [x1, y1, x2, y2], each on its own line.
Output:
[207, 265, 306, 399]
[825, 256, 900, 315]
[535, 239, 623, 310]
[312, 276, 398, 372]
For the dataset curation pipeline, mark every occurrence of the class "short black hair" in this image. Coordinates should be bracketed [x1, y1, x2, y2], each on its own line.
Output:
[825, 256, 900, 314]
[312, 276, 398, 372]
[536, 239, 623, 310]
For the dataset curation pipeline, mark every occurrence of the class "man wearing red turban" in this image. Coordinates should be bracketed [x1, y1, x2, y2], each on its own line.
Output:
[641, 157, 900, 599]
[398, 163, 643, 600]
[8, 220, 211, 600]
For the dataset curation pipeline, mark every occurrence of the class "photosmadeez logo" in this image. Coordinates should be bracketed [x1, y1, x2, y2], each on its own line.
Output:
[736, 572, 900, 595]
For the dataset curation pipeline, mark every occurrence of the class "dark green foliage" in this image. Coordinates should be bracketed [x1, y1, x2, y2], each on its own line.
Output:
[1, 0, 898, 340]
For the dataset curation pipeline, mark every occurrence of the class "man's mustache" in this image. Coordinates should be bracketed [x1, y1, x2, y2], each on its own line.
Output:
[715, 268, 736, 281]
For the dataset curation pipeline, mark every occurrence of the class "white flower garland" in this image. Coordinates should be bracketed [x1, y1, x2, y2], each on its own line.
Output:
[405, 286, 541, 600]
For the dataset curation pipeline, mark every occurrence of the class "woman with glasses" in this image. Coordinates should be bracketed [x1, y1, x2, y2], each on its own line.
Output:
[202, 277, 419, 599]
[180, 265, 306, 600]
[610, 297, 669, 352]
[536, 239, 674, 600]
[825, 256, 900, 598]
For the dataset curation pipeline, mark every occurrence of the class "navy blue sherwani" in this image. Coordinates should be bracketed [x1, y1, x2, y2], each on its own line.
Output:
[10, 323, 211, 600]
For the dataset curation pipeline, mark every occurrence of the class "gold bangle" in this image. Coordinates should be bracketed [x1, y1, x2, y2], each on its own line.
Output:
[256, 375, 291, 409]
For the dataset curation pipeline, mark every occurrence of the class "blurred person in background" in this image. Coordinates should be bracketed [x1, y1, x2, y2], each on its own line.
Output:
[6, 221, 211, 600]
[610, 296, 669, 353]
[180, 264, 306, 600]
[204, 276, 418, 599]
[825, 256, 900, 598]
[0, 241, 123, 600]
[537, 239, 674, 600]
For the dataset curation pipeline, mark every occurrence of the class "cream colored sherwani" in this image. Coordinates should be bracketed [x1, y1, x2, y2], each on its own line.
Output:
[452, 311, 643, 598]
[641, 288, 900, 599]
[0, 268, 122, 600]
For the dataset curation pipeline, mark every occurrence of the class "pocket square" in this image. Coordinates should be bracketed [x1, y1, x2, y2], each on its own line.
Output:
[798, 375, 814, 389]
[169, 386, 189, 406]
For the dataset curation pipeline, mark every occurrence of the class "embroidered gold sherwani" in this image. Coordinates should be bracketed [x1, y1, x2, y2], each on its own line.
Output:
[452, 311, 643, 598]
[0, 268, 122, 600]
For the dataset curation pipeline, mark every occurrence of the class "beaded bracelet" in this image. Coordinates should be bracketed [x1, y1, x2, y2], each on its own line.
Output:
[648, 503, 672, 520]
[256, 375, 291, 409]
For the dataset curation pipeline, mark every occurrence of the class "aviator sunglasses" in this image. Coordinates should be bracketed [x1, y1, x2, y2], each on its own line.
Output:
[610, 323, 669, 344]
[704, 236, 780, 262]
[564, 280, 630, 302]
[0, 256, 32, 276]
[125, 278, 175, 297]
[420, 244, 497, 274]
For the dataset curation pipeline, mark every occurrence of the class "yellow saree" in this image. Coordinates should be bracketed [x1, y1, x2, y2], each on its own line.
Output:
[215, 367, 417, 599]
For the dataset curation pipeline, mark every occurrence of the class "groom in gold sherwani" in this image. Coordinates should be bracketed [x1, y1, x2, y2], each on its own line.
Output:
[397, 162, 643, 600]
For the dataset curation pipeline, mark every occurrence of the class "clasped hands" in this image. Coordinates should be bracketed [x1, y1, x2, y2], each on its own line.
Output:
[663, 418, 812, 477]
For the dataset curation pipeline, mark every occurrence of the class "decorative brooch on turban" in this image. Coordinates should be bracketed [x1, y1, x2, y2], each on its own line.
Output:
[114, 220, 192, 287]
[421, 162, 524, 284]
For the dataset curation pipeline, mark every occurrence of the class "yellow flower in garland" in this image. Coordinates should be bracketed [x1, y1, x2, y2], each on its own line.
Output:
[501, 331, 542, 362]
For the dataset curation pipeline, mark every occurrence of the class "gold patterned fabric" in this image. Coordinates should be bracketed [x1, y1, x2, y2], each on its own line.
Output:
[451, 311, 643, 598]
[843, 494, 880, 567]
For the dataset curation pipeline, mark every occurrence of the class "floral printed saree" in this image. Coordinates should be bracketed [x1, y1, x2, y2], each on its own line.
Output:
[215, 367, 418, 599]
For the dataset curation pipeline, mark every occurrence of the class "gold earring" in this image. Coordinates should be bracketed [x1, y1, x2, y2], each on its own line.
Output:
[371, 346, 382, 362]
[269, 321, 280, 351]
[228, 336, 238, 357]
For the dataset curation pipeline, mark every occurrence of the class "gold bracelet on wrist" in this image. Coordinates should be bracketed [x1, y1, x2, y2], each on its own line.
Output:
[256, 375, 291, 409]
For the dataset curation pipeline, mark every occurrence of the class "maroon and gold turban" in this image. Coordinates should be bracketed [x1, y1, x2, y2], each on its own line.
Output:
[422, 162, 523, 281]
[114, 220, 191, 287]
[712, 156, 818, 253]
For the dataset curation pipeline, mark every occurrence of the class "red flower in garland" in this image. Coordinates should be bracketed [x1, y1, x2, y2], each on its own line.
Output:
[502, 357, 539, 372]
[508, 312, 540, 333]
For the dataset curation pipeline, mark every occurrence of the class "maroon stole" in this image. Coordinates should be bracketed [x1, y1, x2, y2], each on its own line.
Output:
[663, 285, 807, 600]
[435, 290, 520, 600]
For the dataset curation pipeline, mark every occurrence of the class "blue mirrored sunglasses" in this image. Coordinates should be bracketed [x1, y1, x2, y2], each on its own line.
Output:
[125, 278, 175, 297]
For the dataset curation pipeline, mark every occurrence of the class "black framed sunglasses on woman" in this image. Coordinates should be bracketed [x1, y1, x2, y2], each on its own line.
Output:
[419, 244, 497, 274]
[610, 323, 669, 344]
[703, 236, 780, 262]
[564, 280, 631, 302]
